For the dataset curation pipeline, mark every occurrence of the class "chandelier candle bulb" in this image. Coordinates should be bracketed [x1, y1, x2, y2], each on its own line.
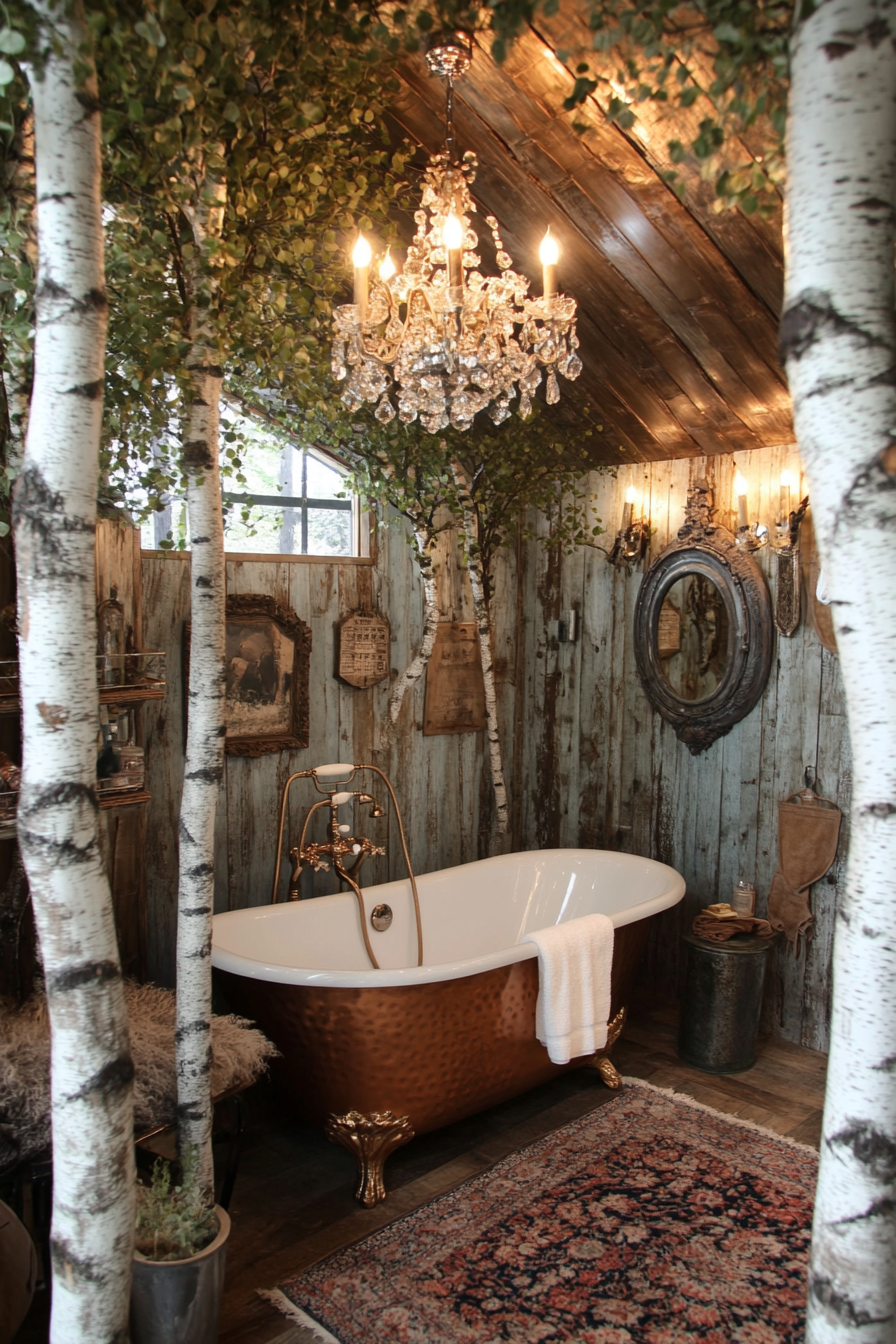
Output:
[735, 471, 749, 530]
[443, 212, 464, 294]
[378, 246, 396, 283]
[622, 485, 636, 530]
[352, 233, 371, 320]
[540, 228, 559, 299]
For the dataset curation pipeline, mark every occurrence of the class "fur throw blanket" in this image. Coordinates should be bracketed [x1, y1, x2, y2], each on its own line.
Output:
[0, 982, 278, 1173]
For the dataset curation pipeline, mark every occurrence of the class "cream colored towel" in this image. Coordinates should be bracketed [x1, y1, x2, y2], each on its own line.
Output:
[522, 913, 614, 1065]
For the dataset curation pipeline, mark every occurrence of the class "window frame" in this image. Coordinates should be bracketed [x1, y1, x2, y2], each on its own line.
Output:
[223, 443, 361, 559]
[142, 442, 371, 562]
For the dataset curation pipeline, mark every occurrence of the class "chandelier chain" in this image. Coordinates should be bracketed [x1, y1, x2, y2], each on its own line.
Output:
[445, 75, 456, 164]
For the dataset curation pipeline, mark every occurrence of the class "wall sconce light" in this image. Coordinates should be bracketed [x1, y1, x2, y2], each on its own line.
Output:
[772, 469, 810, 637]
[734, 470, 768, 551]
[609, 485, 650, 567]
[773, 470, 809, 551]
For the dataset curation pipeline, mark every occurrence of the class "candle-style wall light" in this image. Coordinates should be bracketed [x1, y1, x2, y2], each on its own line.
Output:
[731, 463, 809, 634]
[733, 469, 768, 551]
[772, 468, 810, 637]
[609, 484, 650, 567]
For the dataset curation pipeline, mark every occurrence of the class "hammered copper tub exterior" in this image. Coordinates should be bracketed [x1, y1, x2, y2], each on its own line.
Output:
[216, 917, 649, 1135]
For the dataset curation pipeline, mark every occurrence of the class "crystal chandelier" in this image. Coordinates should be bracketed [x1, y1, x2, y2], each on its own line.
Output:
[331, 31, 582, 434]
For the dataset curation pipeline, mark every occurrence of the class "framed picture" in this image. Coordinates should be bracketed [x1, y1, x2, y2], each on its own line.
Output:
[185, 594, 312, 757]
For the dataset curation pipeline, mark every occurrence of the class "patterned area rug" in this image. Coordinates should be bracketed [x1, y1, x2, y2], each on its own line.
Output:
[263, 1079, 818, 1343]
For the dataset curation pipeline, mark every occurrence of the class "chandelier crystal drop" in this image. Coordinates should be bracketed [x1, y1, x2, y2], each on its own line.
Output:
[330, 32, 582, 434]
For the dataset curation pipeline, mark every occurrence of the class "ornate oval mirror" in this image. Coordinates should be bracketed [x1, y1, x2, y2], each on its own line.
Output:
[634, 482, 773, 755]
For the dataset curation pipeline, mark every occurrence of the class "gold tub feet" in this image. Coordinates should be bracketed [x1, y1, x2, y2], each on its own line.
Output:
[326, 1110, 415, 1207]
[585, 1006, 627, 1089]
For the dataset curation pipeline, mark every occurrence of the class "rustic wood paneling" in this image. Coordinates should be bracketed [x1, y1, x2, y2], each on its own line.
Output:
[142, 443, 847, 1051]
[94, 518, 154, 980]
[98, 802, 147, 981]
[526, 15, 785, 317]
[95, 516, 143, 644]
[390, 32, 791, 468]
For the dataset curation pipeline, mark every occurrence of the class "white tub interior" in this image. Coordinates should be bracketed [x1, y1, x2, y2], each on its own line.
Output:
[211, 848, 685, 989]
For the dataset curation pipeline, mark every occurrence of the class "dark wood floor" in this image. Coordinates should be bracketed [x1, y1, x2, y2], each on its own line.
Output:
[14, 1000, 827, 1344]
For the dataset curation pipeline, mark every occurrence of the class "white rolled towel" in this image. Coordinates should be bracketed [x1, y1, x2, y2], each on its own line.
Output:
[522, 913, 614, 1065]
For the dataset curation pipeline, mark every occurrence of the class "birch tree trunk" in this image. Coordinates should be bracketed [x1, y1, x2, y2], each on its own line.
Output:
[782, 3, 896, 1336]
[451, 461, 508, 846]
[14, 7, 135, 1341]
[176, 173, 227, 1205]
[388, 532, 438, 725]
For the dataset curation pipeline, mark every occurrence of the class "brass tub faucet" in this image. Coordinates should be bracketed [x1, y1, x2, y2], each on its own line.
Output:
[272, 764, 422, 970]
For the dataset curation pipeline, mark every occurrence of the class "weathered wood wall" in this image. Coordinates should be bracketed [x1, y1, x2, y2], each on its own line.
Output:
[141, 516, 503, 990]
[515, 446, 850, 1053]
[141, 442, 849, 1052]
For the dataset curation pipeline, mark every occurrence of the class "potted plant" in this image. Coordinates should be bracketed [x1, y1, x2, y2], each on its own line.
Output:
[130, 1155, 231, 1344]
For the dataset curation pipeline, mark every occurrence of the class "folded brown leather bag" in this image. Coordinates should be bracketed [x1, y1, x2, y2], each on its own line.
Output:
[767, 788, 841, 954]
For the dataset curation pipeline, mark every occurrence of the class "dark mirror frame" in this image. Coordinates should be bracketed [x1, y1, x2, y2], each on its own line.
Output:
[634, 482, 773, 755]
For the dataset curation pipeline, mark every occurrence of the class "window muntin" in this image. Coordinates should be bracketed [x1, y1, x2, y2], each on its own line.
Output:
[142, 439, 359, 557]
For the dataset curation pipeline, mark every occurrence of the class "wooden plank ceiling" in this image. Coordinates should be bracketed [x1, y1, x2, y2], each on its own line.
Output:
[388, 22, 793, 467]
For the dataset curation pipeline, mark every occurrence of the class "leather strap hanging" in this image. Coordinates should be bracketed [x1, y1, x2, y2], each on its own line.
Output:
[767, 786, 841, 954]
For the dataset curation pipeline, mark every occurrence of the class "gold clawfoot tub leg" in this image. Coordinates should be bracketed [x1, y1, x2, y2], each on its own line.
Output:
[326, 1110, 415, 1207]
[585, 1006, 627, 1090]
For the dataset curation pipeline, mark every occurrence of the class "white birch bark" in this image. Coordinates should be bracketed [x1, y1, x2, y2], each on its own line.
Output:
[175, 171, 227, 1205]
[782, 3, 896, 1336]
[14, 8, 135, 1341]
[451, 461, 508, 845]
[387, 531, 438, 725]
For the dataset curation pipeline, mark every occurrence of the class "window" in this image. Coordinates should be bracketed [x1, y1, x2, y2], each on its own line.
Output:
[141, 432, 362, 558]
[222, 445, 358, 557]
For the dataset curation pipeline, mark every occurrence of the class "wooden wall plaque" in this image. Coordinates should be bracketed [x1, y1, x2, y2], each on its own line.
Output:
[339, 611, 390, 688]
[423, 622, 486, 736]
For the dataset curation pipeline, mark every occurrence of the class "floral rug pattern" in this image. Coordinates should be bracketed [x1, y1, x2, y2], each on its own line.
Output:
[272, 1081, 817, 1343]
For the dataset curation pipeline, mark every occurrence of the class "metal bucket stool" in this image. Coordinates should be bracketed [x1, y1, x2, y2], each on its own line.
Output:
[678, 932, 773, 1074]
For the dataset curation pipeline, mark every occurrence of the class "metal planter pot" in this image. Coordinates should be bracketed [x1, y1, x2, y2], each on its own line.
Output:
[678, 932, 772, 1074]
[130, 1206, 231, 1344]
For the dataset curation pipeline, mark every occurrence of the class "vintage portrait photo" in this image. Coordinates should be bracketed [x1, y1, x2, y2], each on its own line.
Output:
[185, 595, 311, 754]
[225, 617, 294, 737]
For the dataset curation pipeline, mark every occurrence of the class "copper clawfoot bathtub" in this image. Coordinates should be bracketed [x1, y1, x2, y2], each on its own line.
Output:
[211, 848, 685, 1204]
